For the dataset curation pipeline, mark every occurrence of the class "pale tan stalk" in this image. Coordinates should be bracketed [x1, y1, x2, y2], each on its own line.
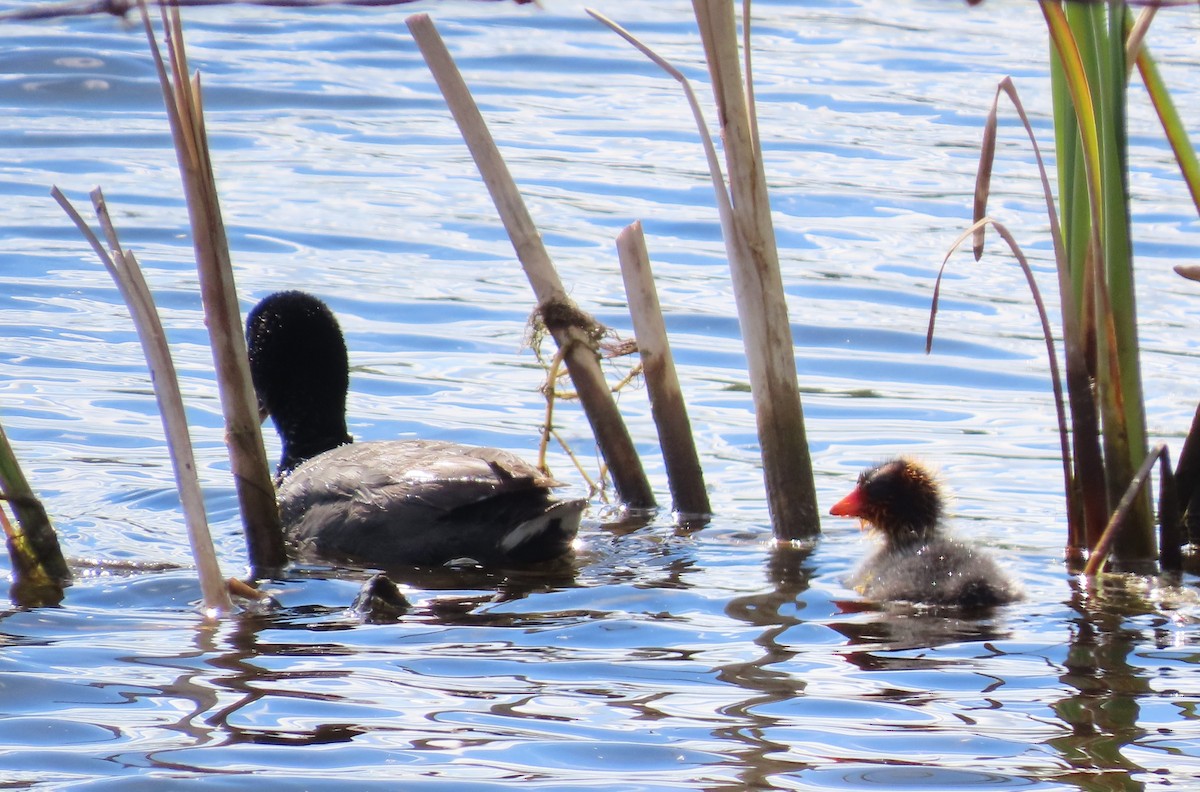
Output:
[691, 0, 817, 539]
[589, 4, 817, 536]
[616, 222, 710, 517]
[53, 185, 233, 615]
[406, 12, 655, 509]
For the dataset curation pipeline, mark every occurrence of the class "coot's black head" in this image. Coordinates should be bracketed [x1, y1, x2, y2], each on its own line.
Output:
[829, 457, 943, 543]
[246, 290, 353, 476]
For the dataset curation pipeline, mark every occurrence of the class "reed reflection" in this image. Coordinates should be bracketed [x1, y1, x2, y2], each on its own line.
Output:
[716, 544, 817, 788]
[1044, 577, 1167, 790]
[123, 554, 590, 770]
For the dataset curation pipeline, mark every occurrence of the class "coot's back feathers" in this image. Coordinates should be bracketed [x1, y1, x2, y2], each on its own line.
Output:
[280, 440, 581, 567]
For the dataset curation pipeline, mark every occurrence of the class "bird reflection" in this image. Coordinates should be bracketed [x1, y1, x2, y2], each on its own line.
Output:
[830, 600, 1011, 671]
[1044, 575, 1169, 785]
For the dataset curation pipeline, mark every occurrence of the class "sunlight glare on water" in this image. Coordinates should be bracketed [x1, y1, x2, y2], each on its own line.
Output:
[1, 0, 1199, 788]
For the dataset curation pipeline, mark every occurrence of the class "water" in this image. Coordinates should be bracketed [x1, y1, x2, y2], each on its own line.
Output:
[1, 0, 1199, 787]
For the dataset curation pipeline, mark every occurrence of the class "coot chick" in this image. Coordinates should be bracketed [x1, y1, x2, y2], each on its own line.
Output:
[246, 290, 585, 568]
[829, 458, 1020, 609]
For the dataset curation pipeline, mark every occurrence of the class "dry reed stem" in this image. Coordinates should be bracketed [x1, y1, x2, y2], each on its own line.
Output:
[585, 9, 734, 232]
[591, 3, 816, 535]
[1083, 443, 1167, 577]
[140, 1, 285, 572]
[1125, 5, 1157, 72]
[691, 0, 817, 539]
[53, 185, 233, 615]
[741, 0, 759, 160]
[616, 222, 711, 516]
[928, 216, 1075, 553]
[406, 12, 655, 509]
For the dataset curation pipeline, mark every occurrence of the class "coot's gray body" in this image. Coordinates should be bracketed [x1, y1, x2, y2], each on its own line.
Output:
[247, 290, 584, 569]
[279, 439, 583, 567]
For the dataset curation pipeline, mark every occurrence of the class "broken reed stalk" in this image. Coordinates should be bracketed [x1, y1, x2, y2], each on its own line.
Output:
[1083, 443, 1170, 578]
[1172, 399, 1200, 544]
[740, 0, 759, 156]
[53, 186, 233, 615]
[0, 420, 70, 604]
[589, 5, 816, 536]
[616, 222, 711, 516]
[406, 12, 656, 510]
[139, 1, 285, 573]
[1157, 445, 1181, 575]
[691, 0, 818, 539]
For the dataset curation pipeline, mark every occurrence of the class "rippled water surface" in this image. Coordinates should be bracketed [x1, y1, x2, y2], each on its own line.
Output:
[2, 0, 1200, 788]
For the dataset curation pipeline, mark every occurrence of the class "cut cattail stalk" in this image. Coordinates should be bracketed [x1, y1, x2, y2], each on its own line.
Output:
[593, 5, 817, 536]
[616, 222, 710, 517]
[691, 0, 817, 539]
[406, 12, 655, 510]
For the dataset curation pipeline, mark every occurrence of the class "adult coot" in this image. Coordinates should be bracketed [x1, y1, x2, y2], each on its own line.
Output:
[246, 290, 585, 568]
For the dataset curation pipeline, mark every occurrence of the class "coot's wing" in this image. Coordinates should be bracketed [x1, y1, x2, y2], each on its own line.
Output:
[277, 440, 583, 567]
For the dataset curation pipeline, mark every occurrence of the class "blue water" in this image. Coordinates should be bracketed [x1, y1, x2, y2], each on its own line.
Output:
[1, 0, 1199, 787]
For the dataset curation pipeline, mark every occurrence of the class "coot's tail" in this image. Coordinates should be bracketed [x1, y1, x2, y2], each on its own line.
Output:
[500, 498, 587, 563]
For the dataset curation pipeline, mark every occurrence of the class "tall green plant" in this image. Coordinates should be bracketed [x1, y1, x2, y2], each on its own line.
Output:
[1044, 0, 1153, 566]
[947, 1, 1200, 572]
